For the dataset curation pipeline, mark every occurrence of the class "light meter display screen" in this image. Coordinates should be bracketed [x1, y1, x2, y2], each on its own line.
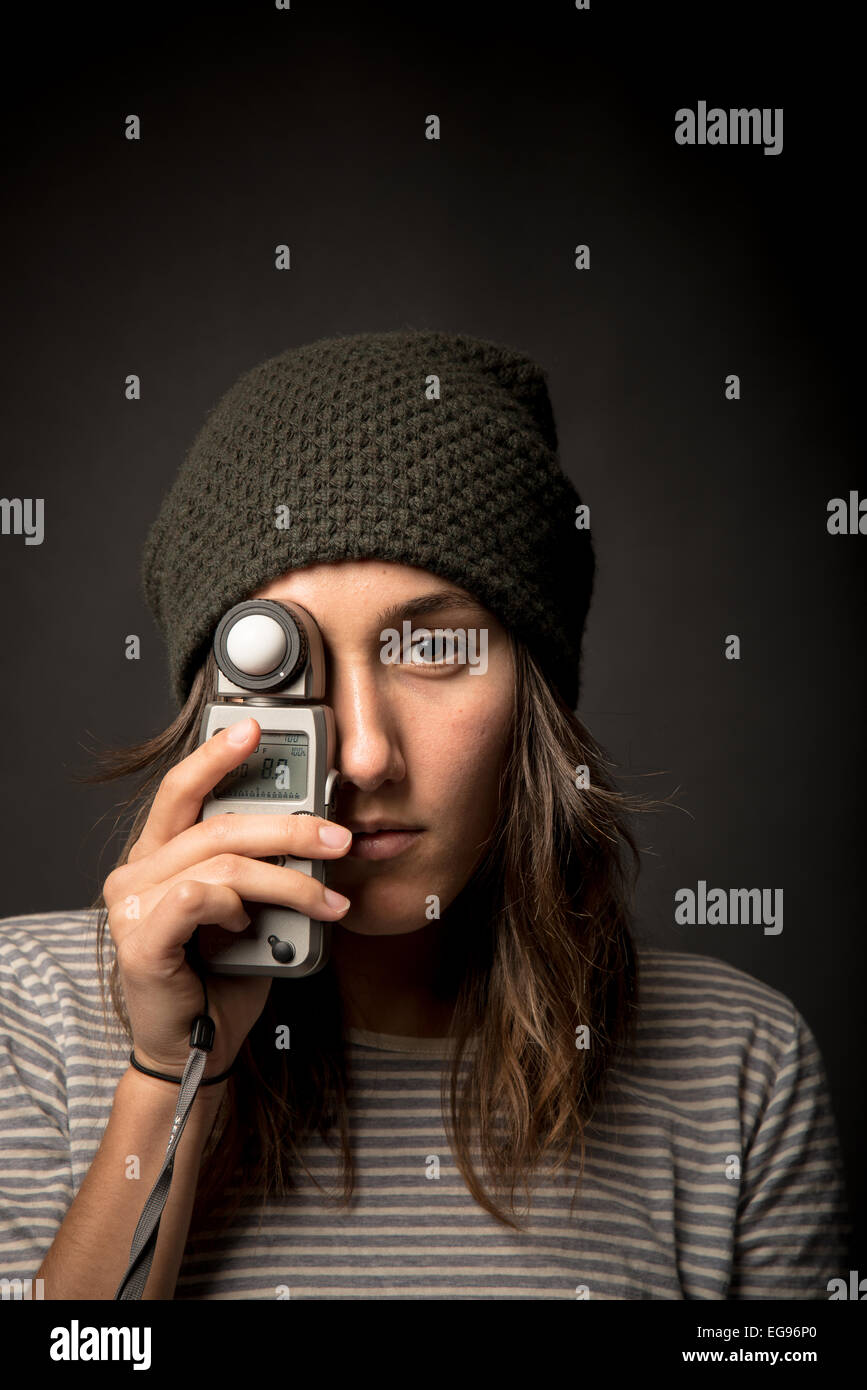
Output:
[213, 731, 309, 801]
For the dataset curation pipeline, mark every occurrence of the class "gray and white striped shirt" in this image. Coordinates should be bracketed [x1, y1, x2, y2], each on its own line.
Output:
[0, 910, 849, 1299]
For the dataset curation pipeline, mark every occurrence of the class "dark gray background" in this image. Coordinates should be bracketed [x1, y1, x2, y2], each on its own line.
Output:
[2, 2, 863, 1267]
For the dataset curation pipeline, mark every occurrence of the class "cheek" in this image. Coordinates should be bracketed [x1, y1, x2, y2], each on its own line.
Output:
[413, 691, 512, 829]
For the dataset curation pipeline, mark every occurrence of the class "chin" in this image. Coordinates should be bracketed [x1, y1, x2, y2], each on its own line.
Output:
[336, 915, 432, 938]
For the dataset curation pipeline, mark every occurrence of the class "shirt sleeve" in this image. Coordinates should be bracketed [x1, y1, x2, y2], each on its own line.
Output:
[729, 1001, 851, 1299]
[0, 933, 74, 1286]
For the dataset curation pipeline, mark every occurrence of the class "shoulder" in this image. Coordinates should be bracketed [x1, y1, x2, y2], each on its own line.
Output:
[626, 945, 825, 1130]
[0, 907, 105, 991]
[631, 950, 850, 1295]
[634, 944, 800, 1045]
[0, 908, 116, 1046]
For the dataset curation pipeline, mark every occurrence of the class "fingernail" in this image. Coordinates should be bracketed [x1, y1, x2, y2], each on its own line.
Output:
[323, 888, 351, 910]
[227, 717, 256, 744]
[319, 823, 352, 848]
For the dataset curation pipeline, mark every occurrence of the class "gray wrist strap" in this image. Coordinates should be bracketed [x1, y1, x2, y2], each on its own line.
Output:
[114, 1044, 209, 1300]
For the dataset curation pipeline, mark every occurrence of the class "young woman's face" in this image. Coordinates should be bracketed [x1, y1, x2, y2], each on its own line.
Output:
[253, 559, 515, 936]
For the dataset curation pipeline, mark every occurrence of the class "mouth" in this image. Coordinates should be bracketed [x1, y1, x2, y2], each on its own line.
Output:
[347, 828, 424, 861]
[345, 821, 423, 833]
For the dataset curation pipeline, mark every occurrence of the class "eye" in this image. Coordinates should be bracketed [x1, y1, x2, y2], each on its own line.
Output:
[407, 629, 464, 664]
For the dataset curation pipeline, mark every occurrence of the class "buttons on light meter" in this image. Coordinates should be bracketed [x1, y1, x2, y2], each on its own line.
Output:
[225, 614, 288, 676]
[268, 936, 296, 964]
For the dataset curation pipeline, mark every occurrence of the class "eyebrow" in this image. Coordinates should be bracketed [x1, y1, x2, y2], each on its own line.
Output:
[373, 589, 488, 630]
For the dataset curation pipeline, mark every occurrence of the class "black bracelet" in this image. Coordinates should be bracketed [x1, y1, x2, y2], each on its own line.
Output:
[127, 977, 233, 1085]
[128, 1050, 235, 1086]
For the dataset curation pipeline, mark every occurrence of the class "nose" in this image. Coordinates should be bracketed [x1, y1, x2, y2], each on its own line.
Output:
[328, 660, 406, 793]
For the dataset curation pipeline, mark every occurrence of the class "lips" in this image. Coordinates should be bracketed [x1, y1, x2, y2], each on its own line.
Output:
[348, 817, 422, 828]
[346, 828, 424, 861]
[347, 824, 422, 834]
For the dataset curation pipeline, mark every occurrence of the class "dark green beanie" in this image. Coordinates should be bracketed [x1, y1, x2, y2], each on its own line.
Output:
[140, 329, 595, 710]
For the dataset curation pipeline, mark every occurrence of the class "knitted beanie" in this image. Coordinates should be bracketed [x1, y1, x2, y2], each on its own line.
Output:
[140, 329, 595, 710]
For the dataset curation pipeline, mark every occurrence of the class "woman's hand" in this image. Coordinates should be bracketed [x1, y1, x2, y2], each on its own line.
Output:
[102, 717, 353, 1079]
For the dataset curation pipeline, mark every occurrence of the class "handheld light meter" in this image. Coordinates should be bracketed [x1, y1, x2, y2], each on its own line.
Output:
[193, 598, 341, 977]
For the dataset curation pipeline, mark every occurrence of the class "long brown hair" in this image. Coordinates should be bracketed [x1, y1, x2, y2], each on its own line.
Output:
[82, 634, 665, 1234]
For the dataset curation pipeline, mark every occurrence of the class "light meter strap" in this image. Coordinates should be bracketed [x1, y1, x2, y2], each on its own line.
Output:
[113, 1044, 209, 1300]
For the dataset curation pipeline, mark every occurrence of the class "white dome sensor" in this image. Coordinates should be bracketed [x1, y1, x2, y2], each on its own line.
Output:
[225, 614, 288, 675]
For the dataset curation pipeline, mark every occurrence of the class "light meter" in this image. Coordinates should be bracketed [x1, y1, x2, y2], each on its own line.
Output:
[193, 598, 341, 977]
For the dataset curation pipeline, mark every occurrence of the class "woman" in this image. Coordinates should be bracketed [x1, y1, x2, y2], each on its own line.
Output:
[0, 329, 849, 1299]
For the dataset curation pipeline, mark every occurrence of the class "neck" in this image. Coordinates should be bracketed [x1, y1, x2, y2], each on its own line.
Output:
[330, 911, 467, 1038]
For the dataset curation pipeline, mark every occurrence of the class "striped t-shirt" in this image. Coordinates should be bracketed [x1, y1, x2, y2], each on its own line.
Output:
[0, 909, 850, 1299]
